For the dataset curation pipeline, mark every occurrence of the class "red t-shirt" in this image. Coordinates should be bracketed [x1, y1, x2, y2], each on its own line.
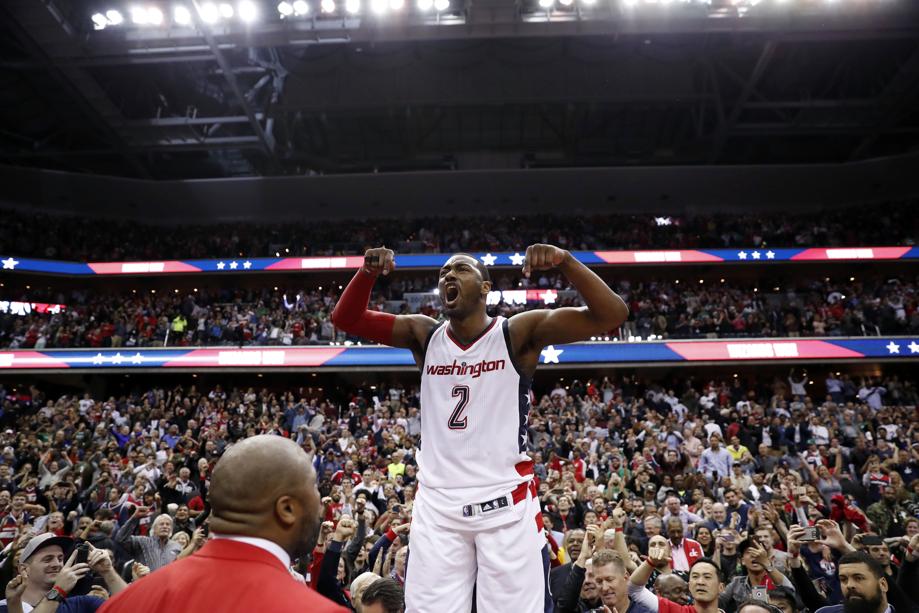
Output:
[658, 597, 697, 613]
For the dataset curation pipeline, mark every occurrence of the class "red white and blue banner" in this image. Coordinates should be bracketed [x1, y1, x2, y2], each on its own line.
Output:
[1, 246, 917, 277]
[0, 338, 915, 371]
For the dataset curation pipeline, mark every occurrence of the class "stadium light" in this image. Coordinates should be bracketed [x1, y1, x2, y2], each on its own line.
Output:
[218, 2, 235, 18]
[277, 1, 294, 16]
[559, 0, 573, 6]
[91, 13, 108, 29]
[321, 0, 336, 12]
[390, 0, 405, 10]
[106, 9, 124, 24]
[345, 0, 361, 13]
[538, 0, 553, 7]
[581, 0, 596, 4]
[371, 0, 387, 13]
[174, 5, 192, 24]
[293, 0, 310, 14]
[147, 6, 164, 24]
[238, 0, 258, 21]
[417, 0, 433, 10]
[621, 0, 637, 7]
[131, 6, 150, 24]
[198, 2, 220, 22]
[433, 0, 449, 11]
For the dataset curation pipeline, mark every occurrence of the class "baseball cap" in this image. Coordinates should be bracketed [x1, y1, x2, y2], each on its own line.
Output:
[20, 533, 73, 562]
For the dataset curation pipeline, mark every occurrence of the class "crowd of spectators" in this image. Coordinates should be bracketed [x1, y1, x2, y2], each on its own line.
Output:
[1, 201, 915, 262]
[0, 367, 915, 612]
[2, 273, 916, 350]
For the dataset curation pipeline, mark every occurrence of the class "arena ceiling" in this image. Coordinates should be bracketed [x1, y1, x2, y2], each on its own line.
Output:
[0, 0, 918, 180]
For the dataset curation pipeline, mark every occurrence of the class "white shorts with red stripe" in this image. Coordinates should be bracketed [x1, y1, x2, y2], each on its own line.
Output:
[405, 480, 548, 613]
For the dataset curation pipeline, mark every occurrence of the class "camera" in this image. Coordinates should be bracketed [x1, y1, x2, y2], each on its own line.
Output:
[75, 543, 91, 565]
[799, 527, 819, 542]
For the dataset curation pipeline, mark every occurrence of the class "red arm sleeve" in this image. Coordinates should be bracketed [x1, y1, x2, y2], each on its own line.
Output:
[330, 270, 396, 345]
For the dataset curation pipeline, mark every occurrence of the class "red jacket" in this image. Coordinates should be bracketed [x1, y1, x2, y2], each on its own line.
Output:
[100, 539, 348, 613]
[670, 538, 705, 570]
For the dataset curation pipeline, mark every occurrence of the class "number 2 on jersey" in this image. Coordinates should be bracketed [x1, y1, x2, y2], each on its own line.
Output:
[448, 385, 470, 430]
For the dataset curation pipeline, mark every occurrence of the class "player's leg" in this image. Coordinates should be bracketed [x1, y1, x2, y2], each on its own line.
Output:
[404, 496, 476, 613]
[473, 494, 550, 613]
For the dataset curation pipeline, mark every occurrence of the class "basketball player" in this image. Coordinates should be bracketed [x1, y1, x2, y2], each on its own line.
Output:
[331, 244, 629, 613]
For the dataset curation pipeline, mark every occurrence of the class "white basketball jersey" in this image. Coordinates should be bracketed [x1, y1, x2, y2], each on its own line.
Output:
[418, 316, 533, 498]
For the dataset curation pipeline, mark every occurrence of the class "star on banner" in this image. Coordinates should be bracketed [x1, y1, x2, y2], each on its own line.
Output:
[216, 261, 226, 270]
[509, 252, 525, 266]
[541, 345, 563, 364]
[229, 261, 239, 269]
[909, 341, 919, 354]
[92, 353, 105, 365]
[131, 353, 144, 364]
[111, 353, 123, 365]
[752, 251, 761, 260]
[243, 261, 252, 269]
[480, 253, 497, 266]
[542, 289, 558, 305]
[766, 251, 775, 259]
[1, 257, 19, 270]
[886, 341, 900, 354]
[737, 251, 747, 260]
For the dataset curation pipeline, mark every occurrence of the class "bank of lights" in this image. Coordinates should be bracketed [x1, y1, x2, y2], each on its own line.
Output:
[279, 0, 449, 15]
[92, 1, 260, 30]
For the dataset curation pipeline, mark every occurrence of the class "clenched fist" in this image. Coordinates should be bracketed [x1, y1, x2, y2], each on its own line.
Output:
[363, 247, 396, 276]
[522, 244, 569, 278]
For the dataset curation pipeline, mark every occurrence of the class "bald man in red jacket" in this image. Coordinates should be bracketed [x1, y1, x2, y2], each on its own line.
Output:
[101, 436, 348, 613]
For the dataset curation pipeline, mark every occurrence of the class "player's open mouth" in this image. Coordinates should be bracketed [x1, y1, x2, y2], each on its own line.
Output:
[444, 284, 460, 304]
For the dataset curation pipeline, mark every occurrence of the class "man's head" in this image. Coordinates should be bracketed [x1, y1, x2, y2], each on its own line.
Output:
[687, 558, 723, 605]
[350, 572, 382, 613]
[655, 573, 689, 605]
[564, 529, 585, 561]
[724, 489, 740, 507]
[438, 254, 491, 318]
[591, 549, 629, 610]
[643, 516, 662, 537]
[18, 534, 73, 591]
[709, 435, 722, 449]
[739, 538, 767, 573]
[864, 540, 891, 568]
[711, 503, 727, 523]
[665, 496, 682, 516]
[838, 551, 888, 613]
[666, 517, 684, 544]
[754, 527, 775, 550]
[360, 578, 404, 613]
[581, 561, 599, 602]
[151, 513, 174, 540]
[208, 435, 322, 559]
[736, 602, 784, 613]
[768, 586, 798, 613]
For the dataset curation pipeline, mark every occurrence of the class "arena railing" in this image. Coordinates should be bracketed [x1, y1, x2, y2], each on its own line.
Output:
[0, 246, 916, 277]
[0, 336, 915, 373]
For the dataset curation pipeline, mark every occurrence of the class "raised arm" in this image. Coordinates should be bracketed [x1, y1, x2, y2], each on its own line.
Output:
[330, 246, 436, 358]
[508, 245, 628, 362]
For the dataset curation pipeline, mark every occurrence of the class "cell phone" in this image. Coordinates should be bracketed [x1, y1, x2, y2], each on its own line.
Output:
[799, 527, 819, 542]
[70, 543, 94, 596]
[861, 535, 883, 546]
[723, 533, 735, 543]
[796, 487, 807, 497]
[751, 586, 767, 601]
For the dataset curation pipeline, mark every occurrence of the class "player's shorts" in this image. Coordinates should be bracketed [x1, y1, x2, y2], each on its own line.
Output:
[405, 481, 551, 613]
